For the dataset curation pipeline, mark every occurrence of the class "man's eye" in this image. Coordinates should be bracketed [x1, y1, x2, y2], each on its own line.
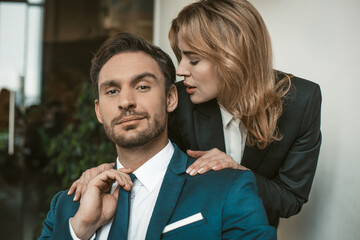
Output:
[137, 85, 150, 90]
[106, 89, 118, 95]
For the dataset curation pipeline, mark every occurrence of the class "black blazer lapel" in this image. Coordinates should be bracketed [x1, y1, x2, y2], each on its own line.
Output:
[193, 99, 226, 152]
[145, 144, 187, 240]
[242, 145, 270, 170]
[193, 99, 269, 171]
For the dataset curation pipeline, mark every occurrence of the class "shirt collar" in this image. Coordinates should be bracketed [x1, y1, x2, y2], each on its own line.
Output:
[116, 140, 174, 192]
[219, 105, 235, 128]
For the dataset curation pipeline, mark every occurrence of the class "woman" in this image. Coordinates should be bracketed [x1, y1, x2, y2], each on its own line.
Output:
[70, 0, 321, 228]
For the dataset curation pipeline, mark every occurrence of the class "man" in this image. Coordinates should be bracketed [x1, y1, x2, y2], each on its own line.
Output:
[39, 33, 276, 240]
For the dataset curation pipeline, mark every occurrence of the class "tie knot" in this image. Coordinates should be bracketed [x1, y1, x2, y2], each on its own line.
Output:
[129, 173, 136, 182]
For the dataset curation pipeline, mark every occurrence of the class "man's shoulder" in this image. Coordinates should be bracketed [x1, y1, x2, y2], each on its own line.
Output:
[190, 166, 255, 183]
[185, 157, 256, 188]
[48, 189, 80, 216]
[169, 144, 257, 197]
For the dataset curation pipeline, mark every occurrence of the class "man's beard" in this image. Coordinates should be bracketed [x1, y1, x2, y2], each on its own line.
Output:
[103, 110, 166, 148]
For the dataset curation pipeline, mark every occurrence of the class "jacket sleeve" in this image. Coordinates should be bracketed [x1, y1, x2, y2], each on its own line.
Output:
[38, 191, 73, 240]
[254, 84, 322, 221]
[222, 170, 277, 239]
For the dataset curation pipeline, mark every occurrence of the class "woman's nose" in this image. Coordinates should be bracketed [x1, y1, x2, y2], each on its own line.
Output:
[176, 59, 190, 77]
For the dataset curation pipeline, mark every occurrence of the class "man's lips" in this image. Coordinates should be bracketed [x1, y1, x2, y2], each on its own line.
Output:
[116, 116, 145, 125]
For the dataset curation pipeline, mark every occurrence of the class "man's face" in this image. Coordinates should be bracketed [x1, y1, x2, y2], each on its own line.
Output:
[94, 51, 176, 148]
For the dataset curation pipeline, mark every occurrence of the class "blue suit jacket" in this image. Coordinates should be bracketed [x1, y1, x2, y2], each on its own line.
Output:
[39, 144, 276, 239]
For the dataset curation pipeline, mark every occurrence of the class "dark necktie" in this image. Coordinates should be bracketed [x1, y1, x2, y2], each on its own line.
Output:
[108, 173, 136, 239]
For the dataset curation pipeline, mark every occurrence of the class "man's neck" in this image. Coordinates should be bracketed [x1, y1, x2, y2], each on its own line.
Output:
[115, 135, 169, 171]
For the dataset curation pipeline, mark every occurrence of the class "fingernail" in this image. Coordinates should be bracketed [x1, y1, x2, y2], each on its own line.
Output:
[67, 190, 70, 195]
[212, 166, 218, 170]
[73, 196, 77, 201]
[190, 169, 196, 176]
[198, 168, 204, 174]
[186, 168, 192, 174]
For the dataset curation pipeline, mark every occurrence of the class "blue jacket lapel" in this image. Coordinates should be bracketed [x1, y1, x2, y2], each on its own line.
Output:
[145, 144, 187, 240]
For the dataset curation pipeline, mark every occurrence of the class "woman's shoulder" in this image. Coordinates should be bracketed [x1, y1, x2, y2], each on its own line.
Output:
[276, 71, 321, 96]
[279, 73, 322, 123]
[275, 71, 321, 105]
[290, 75, 321, 93]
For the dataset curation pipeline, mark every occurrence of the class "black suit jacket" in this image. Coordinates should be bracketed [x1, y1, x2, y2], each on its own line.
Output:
[169, 75, 322, 227]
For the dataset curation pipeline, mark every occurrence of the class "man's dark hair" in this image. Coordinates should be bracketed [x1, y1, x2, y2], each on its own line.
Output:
[90, 32, 176, 99]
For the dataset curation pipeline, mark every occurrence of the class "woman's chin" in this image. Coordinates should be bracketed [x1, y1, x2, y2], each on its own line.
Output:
[189, 94, 213, 104]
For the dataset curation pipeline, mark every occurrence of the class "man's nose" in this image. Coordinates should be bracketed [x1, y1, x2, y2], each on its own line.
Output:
[118, 89, 136, 110]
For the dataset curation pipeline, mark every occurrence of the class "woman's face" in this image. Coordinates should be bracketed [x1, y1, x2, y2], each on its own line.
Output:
[176, 33, 219, 104]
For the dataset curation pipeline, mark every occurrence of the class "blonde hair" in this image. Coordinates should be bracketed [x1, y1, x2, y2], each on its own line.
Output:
[169, 0, 291, 149]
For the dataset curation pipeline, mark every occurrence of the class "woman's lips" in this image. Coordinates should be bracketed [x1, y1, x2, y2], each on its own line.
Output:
[184, 82, 196, 94]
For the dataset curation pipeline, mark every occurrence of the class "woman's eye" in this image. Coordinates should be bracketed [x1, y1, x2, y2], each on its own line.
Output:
[190, 60, 199, 65]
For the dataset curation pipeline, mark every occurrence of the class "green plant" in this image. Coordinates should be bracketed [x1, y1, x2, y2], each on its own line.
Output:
[45, 82, 116, 188]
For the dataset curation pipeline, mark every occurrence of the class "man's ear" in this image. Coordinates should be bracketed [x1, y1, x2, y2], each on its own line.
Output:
[94, 99, 103, 124]
[166, 85, 178, 113]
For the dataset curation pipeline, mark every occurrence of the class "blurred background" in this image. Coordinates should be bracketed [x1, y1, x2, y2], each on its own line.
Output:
[0, 0, 359, 239]
[0, 0, 153, 239]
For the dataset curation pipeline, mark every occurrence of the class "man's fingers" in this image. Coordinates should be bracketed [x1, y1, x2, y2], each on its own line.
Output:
[112, 186, 120, 200]
[70, 163, 115, 196]
[107, 169, 134, 191]
[118, 167, 133, 174]
[80, 185, 87, 200]
[100, 162, 115, 172]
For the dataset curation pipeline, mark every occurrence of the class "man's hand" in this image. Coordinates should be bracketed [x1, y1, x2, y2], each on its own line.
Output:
[186, 148, 248, 176]
[70, 168, 133, 239]
[68, 163, 115, 201]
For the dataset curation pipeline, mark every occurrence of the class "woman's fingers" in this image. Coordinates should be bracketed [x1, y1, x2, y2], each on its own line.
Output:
[186, 149, 206, 158]
[186, 148, 247, 176]
[68, 180, 79, 196]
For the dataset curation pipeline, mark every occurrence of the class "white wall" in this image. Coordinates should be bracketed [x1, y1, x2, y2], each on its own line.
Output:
[154, 0, 360, 239]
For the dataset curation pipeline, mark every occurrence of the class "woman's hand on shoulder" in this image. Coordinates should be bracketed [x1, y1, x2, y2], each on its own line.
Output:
[186, 148, 248, 176]
[68, 162, 115, 201]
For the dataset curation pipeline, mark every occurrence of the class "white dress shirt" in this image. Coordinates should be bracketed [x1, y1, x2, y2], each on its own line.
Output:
[69, 141, 174, 240]
[219, 105, 247, 164]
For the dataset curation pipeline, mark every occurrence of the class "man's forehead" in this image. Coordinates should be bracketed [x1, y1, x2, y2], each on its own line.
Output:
[98, 52, 164, 83]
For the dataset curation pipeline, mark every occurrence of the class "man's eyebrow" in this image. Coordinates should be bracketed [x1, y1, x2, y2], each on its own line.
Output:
[99, 72, 159, 90]
[99, 80, 118, 90]
[131, 72, 158, 83]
